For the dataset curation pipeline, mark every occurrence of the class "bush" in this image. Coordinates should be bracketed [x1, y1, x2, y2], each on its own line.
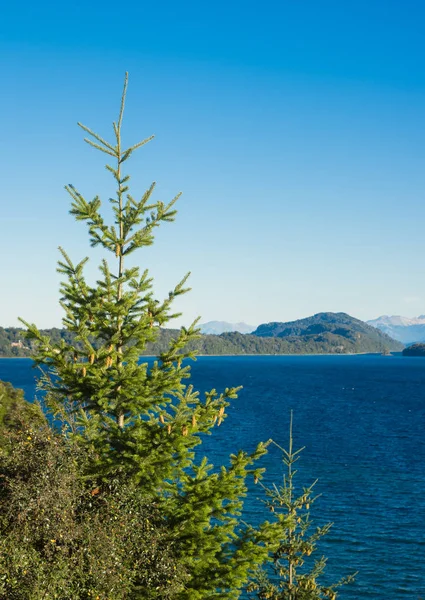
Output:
[0, 418, 186, 599]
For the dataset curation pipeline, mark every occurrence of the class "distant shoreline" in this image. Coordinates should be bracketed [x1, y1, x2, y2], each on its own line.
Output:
[0, 352, 399, 360]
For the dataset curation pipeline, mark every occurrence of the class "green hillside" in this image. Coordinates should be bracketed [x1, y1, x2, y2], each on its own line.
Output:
[402, 343, 425, 357]
[252, 312, 403, 352]
[0, 312, 403, 357]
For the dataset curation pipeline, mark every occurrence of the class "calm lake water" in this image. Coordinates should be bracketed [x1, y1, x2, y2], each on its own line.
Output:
[1, 354, 424, 599]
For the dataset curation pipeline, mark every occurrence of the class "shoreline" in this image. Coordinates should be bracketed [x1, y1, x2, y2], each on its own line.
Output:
[0, 352, 399, 359]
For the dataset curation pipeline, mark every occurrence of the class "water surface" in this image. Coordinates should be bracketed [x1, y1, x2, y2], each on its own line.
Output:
[1, 355, 424, 599]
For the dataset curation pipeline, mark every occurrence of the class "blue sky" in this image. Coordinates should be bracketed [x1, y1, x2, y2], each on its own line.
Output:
[1, 0, 425, 328]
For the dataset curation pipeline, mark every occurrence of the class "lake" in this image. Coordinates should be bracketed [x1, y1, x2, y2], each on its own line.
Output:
[1, 354, 424, 599]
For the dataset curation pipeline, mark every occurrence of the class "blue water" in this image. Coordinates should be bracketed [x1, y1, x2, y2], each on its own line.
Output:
[1, 355, 424, 599]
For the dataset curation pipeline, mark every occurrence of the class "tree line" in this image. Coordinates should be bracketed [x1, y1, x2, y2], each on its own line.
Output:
[0, 325, 400, 358]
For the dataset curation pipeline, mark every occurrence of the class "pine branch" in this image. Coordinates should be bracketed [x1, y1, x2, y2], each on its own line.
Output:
[77, 122, 116, 152]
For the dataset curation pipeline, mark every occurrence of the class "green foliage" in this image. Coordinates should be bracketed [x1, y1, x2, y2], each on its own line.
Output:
[247, 414, 356, 600]
[0, 420, 185, 599]
[0, 380, 45, 450]
[19, 74, 270, 598]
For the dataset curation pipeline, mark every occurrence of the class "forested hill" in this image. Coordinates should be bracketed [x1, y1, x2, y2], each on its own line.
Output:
[402, 343, 425, 357]
[0, 327, 77, 358]
[0, 312, 403, 357]
[253, 312, 403, 352]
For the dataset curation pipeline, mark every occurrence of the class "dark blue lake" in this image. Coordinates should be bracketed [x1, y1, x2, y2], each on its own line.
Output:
[1, 355, 424, 599]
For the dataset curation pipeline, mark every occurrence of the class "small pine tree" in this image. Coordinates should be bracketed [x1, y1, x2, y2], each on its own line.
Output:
[21, 74, 270, 598]
[247, 412, 356, 600]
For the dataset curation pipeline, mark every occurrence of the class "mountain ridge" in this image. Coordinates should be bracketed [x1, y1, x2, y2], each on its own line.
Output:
[367, 314, 425, 345]
[251, 312, 402, 352]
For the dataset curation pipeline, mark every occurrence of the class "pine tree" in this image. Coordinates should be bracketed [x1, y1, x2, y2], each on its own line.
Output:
[21, 73, 271, 598]
[247, 412, 356, 600]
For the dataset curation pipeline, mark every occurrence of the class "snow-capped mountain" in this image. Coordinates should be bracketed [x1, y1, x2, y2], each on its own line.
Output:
[198, 321, 256, 335]
[367, 315, 425, 345]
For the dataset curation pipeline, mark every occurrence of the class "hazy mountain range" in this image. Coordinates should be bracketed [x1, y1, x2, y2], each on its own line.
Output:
[367, 315, 425, 345]
[198, 321, 256, 335]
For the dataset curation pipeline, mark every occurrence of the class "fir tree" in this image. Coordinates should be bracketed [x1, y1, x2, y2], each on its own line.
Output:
[21, 73, 270, 598]
[248, 412, 356, 600]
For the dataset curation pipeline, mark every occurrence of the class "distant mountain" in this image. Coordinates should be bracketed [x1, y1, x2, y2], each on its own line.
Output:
[367, 315, 425, 345]
[252, 312, 403, 353]
[198, 321, 256, 335]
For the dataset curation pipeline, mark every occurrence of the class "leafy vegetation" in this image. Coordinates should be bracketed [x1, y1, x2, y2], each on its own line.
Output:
[0, 380, 45, 451]
[0, 409, 186, 599]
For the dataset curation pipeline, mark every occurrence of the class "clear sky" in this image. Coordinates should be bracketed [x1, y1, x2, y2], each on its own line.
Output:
[1, 0, 425, 328]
